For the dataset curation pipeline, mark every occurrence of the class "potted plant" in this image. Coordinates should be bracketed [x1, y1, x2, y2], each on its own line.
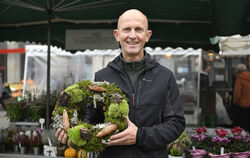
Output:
[168, 131, 190, 158]
[13, 132, 30, 154]
[0, 128, 8, 152]
[207, 128, 231, 158]
[229, 126, 250, 158]
[189, 126, 209, 158]
[41, 129, 63, 157]
[31, 128, 43, 155]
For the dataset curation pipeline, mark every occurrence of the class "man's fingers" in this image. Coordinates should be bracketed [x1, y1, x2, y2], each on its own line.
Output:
[58, 130, 65, 142]
[62, 133, 68, 144]
[55, 128, 61, 138]
[67, 140, 72, 147]
[110, 130, 127, 140]
[126, 117, 132, 126]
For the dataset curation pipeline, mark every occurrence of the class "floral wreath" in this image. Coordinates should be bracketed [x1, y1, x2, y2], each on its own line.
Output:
[52, 80, 129, 152]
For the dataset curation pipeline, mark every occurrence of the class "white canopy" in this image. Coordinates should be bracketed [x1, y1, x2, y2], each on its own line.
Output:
[23, 45, 201, 97]
[218, 34, 250, 56]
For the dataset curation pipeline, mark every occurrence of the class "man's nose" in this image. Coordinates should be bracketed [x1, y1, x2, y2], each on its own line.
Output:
[128, 30, 136, 38]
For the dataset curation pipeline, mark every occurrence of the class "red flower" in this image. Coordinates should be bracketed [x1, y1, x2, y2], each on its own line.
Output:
[215, 129, 227, 138]
[196, 126, 207, 135]
[230, 126, 243, 136]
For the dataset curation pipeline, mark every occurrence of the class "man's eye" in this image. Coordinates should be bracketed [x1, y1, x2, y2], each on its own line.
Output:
[135, 28, 143, 32]
[123, 28, 130, 32]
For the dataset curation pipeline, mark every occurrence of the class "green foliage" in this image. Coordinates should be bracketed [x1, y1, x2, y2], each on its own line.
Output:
[84, 130, 106, 152]
[168, 131, 191, 156]
[41, 129, 61, 146]
[6, 90, 60, 122]
[6, 103, 22, 122]
[105, 99, 129, 130]
[65, 84, 85, 108]
[67, 124, 88, 147]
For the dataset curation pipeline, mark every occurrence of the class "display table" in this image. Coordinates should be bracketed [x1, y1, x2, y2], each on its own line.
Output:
[0, 153, 64, 158]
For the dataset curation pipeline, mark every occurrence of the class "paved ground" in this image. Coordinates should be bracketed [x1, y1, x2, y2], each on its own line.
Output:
[0, 153, 64, 158]
[0, 105, 10, 129]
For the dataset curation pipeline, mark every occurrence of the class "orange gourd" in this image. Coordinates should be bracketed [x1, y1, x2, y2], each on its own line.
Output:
[77, 149, 87, 158]
[64, 147, 77, 158]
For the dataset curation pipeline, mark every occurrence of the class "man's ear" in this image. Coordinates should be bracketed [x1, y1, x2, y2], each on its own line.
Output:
[145, 30, 152, 42]
[113, 29, 119, 42]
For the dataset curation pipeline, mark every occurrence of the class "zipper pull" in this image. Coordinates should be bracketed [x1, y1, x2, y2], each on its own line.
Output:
[132, 94, 135, 106]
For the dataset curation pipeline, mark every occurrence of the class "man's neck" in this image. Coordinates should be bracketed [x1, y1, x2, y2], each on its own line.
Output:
[122, 52, 144, 62]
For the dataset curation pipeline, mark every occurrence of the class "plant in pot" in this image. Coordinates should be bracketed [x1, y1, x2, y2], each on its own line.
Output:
[0, 128, 8, 152]
[167, 131, 190, 158]
[13, 132, 30, 154]
[228, 126, 250, 158]
[41, 129, 64, 157]
[207, 128, 231, 158]
[31, 128, 43, 155]
[189, 126, 210, 158]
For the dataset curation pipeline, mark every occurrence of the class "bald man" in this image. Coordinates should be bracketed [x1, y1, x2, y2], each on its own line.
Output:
[56, 9, 185, 158]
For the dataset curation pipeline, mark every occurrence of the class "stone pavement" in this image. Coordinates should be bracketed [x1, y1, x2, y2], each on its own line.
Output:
[0, 106, 10, 129]
[0, 153, 64, 158]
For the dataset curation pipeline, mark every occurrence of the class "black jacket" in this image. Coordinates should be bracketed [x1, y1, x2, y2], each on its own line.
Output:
[84, 54, 185, 158]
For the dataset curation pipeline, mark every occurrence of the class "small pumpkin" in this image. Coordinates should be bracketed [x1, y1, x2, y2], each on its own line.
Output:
[77, 149, 87, 158]
[64, 147, 77, 158]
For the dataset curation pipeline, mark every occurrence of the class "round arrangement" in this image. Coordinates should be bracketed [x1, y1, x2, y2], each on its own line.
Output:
[52, 80, 129, 152]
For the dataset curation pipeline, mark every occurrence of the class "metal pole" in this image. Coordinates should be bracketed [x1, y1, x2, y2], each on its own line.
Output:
[46, 0, 52, 129]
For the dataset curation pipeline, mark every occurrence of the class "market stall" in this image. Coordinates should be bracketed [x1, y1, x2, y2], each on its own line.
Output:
[23, 45, 202, 126]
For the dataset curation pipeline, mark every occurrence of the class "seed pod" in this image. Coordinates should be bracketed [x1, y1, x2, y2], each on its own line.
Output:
[88, 85, 106, 92]
[62, 109, 70, 131]
[96, 124, 117, 138]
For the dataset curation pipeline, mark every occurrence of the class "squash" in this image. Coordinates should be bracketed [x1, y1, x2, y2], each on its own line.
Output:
[64, 147, 77, 158]
[77, 149, 87, 158]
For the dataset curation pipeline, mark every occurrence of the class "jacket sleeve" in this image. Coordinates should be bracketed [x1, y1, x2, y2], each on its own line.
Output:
[136, 74, 185, 150]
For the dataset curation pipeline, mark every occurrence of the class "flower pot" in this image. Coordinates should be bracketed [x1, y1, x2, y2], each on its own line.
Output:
[57, 146, 65, 157]
[231, 151, 250, 158]
[33, 147, 40, 155]
[188, 149, 207, 158]
[14, 145, 19, 153]
[208, 153, 231, 158]
[87, 152, 100, 158]
[20, 146, 26, 154]
[168, 154, 184, 158]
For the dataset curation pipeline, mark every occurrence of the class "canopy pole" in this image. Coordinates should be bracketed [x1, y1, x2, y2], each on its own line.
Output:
[46, 0, 52, 129]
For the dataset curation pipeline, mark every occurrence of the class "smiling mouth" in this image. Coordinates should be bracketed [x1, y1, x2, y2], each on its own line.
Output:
[127, 41, 139, 45]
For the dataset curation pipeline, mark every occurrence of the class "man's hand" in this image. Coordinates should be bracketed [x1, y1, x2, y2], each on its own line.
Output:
[108, 117, 138, 146]
[55, 128, 71, 146]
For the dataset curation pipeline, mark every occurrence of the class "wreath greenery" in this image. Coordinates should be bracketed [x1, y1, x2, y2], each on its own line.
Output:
[51, 80, 129, 152]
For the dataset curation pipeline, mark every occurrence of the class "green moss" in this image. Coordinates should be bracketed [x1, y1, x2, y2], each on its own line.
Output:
[67, 124, 88, 147]
[52, 80, 129, 152]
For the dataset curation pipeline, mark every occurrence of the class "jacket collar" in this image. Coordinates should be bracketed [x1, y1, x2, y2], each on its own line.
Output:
[108, 51, 158, 73]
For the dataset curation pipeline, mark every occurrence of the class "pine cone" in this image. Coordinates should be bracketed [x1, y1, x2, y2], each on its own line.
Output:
[88, 85, 106, 92]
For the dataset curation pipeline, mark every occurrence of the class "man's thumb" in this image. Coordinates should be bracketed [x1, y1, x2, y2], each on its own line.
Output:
[126, 116, 132, 126]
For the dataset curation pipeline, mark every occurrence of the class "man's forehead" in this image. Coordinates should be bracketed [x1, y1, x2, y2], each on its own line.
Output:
[118, 10, 148, 29]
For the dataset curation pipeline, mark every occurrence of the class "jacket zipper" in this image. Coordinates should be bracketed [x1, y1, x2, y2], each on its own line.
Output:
[132, 93, 135, 106]
[136, 80, 142, 106]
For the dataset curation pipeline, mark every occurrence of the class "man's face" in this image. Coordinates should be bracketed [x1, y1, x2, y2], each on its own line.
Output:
[113, 10, 152, 59]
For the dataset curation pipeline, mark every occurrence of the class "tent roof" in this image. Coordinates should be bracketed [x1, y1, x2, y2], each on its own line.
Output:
[218, 34, 250, 56]
[25, 45, 201, 56]
[1, 0, 250, 51]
